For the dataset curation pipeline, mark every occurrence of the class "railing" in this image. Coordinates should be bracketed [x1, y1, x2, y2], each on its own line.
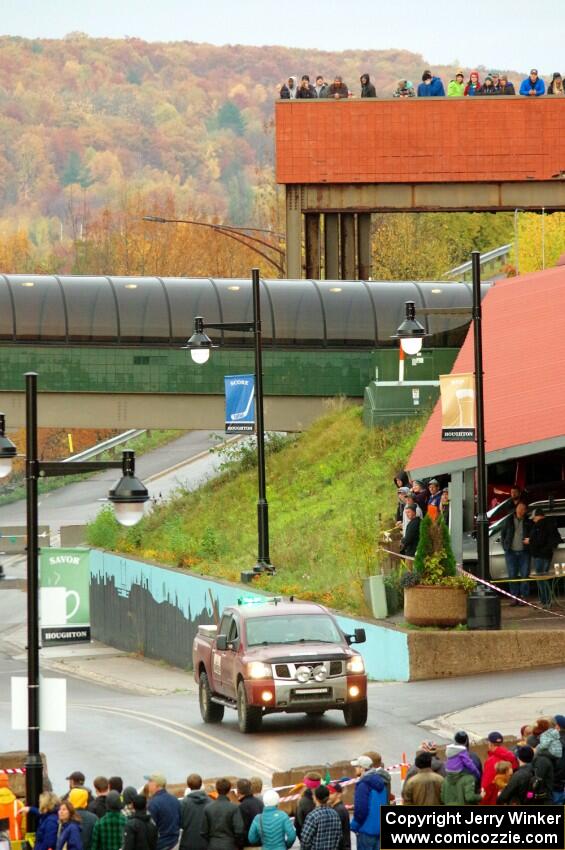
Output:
[61, 430, 146, 463]
[445, 244, 513, 278]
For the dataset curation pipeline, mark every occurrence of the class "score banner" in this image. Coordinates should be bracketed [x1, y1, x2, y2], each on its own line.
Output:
[439, 373, 476, 441]
[225, 374, 255, 433]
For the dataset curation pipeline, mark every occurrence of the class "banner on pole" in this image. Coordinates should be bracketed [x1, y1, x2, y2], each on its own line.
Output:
[224, 374, 255, 433]
[439, 373, 476, 441]
[39, 548, 91, 644]
[11, 676, 67, 732]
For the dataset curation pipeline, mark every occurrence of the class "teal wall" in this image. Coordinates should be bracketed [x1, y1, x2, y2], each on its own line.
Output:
[90, 550, 410, 681]
[0, 346, 375, 397]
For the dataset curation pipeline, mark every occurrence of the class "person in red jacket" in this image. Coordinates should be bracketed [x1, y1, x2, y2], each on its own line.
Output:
[481, 732, 519, 790]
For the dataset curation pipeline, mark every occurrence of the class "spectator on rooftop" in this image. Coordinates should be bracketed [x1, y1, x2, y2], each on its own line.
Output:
[464, 71, 482, 96]
[417, 71, 445, 97]
[280, 77, 298, 99]
[393, 80, 415, 98]
[498, 74, 516, 95]
[327, 76, 349, 99]
[520, 69, 545, 96]
[315, 76, 329, 98]
[480, 76, 499, 95]
[490, 71, 501, 91]
[447, 70, 465, 97]
[360, 74, 377, 98]
[548, 72, 565, 95]
[296, 76, 317, 99]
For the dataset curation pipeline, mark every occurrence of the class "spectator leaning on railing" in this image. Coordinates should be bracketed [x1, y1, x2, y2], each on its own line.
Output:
[417, 70, 445, 97]
[520, 68, 545, 96]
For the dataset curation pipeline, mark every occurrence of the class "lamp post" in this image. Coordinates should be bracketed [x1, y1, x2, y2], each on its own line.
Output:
[0, 373, 149, 816]
[184, 269, 273, 575]
[393, 254, 501, 630]
[142, 215, 285, 276]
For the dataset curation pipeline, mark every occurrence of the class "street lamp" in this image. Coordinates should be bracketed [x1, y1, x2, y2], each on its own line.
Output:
[393, 254, 501, 630]
[0, 373, 150, 817]
[184, 268, 273, 575]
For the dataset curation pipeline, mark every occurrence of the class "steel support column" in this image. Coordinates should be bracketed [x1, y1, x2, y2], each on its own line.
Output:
[285, 187, 302, 278]
[340, 213, 356, 280]
[357, 213, 372, 280]
[305, 213, 321, 279]
[324, 213, 340, 280]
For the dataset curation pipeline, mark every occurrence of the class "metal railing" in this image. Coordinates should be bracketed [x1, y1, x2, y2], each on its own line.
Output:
[445, 243, 513, 278]
[61, 430, 146, 463]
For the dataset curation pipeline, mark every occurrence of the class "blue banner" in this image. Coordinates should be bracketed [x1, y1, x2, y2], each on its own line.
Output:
[224, 374, 255, 433]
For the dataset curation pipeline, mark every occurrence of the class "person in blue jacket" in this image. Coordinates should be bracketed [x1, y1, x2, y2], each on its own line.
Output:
[417, 71, 445, 97]
[56, 802, 83, 850]
[519, 69, 545, 96]
[350, 755, 387, 850]
[23, 792, 60, 850]
[248, 791, 295, 850]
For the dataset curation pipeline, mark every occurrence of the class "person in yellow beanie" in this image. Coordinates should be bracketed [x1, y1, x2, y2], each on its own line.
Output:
[0, 774, 24, 841]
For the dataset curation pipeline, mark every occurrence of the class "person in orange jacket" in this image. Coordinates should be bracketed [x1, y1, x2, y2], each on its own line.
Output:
[0, 774, 25, 841]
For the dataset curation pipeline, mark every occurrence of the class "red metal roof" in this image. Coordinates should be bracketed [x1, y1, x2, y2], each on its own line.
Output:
[408, 266, 565, 475]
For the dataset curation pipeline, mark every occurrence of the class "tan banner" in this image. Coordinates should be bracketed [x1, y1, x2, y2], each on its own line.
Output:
[439, 373, 476, 441]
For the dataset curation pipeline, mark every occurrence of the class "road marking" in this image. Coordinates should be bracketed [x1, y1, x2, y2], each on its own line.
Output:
[76, 704, 279, 776]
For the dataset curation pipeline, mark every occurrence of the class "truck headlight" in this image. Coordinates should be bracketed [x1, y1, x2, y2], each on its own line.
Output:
[346, 656, 365, 674]
[247, 661, 272, 679]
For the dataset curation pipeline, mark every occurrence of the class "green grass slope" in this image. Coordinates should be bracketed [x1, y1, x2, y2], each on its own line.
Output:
[86, 404, 423, 615]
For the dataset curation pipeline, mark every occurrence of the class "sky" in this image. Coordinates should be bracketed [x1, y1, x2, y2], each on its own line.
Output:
[1, 0, 564, 75]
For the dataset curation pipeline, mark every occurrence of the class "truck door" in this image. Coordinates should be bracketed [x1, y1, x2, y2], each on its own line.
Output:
[211, 613, 232, 692]
[221, 614, 241, 699]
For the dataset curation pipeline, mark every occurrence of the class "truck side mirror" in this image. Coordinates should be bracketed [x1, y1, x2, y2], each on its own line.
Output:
[216, 635, 227, 651]
[354, 628, 366, 644]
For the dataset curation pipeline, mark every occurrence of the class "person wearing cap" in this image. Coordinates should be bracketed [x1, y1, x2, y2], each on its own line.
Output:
[88, 777, 109, 819]
[464, 71, 482, 96]
[361, 752, 392, 803]
[490, 71, 501, 91]
[68, 790, 97, 850]
[393, 80, 415, 98]
[498, 75, 516, 95]
[295, 773, 321, 839]
[497, 746, 535, 805]
[328, 785, 350, 850]
[395, 487, 410, 526]
[64, 772, 93, 806]
[0, 775, 25, 841]
[481, 732, 518, 791]
[447, 70, 465, 97]
[453, 731, 482, 789]
[527, 507, 563, 607]
[146, 775, 180, 850]
[400, 506, 421, 558]
[350, 756, 386, 850]
[123, 795, 157, 850]
[202, 779, 244, 850]
[300, 786, 341, 850]
[426, 480, 442, 522]
[91, 792, 126, 850]
[402, 753, 443, 806]
[548, 73, 565, 95]
[404, 742, 445, 784]
[500, 502, 533, 603]
[179, 775, 211, 850]
[479, 76, 498, 96]
[519, 69, 545, 96]
[417, 70, 445, 97]
[248, 790, 295, 850]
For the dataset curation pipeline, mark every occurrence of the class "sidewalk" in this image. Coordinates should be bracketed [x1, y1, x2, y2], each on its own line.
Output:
[6, 622, 197, 697]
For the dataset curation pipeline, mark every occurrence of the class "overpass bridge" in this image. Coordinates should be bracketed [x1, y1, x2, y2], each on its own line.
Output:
[0, 274, 475, 429]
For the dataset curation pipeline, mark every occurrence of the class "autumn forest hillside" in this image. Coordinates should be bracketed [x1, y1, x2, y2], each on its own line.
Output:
[0, 35, 526, 276]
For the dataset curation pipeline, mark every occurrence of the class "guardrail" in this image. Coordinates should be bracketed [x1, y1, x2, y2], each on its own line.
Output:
[62, 430, 146, 463]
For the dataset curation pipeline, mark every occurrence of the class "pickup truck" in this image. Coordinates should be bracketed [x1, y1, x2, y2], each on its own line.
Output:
[192, 596, 368, 733]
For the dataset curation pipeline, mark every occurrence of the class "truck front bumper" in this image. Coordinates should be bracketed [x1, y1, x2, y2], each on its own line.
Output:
[246, 674, 367, 713]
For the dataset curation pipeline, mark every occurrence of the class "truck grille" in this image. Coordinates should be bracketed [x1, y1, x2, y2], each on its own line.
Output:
[329, 661, 343, 676]
[290, 687, 332, 701]
[275, 664, 291, 678]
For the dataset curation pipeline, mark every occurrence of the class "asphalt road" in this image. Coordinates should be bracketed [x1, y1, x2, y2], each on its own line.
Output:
[1, 431, 565, 795]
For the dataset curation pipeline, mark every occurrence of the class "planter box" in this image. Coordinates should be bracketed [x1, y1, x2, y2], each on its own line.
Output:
[404, 585, 467, 627]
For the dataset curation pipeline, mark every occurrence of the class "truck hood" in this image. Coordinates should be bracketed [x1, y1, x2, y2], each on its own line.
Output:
[243, 643, 353, 664]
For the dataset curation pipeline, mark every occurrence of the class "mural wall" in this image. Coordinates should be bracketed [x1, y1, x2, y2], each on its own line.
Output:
[89, 550, 410, 681]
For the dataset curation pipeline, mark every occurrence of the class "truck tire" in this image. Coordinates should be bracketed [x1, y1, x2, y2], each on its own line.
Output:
[343, 699, 368, 728]
[199, 671, 224, 724]
[237, 681, 262, 733]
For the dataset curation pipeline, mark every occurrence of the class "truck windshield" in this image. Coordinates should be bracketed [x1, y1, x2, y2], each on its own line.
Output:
[246, 614, 342, 647]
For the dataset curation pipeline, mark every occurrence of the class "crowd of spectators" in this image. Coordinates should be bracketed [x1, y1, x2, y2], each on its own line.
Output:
[394, 471, 449, 559]
[279, 69, 565, 99]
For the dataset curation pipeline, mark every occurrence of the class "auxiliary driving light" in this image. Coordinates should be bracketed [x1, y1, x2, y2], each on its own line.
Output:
[296, 666, 311, 683]
[261, 690, 274, 702]
[313, 665, 327, 682]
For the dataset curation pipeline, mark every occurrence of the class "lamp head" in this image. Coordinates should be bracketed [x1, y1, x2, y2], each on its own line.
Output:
[108, 451, 149, 527]
[183, 317, 217, 364]
[0, 413, 16, 479]
[392, 301, 427, 355]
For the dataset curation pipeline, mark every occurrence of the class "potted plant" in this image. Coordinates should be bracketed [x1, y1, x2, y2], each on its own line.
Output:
[402, 515, 475, 627]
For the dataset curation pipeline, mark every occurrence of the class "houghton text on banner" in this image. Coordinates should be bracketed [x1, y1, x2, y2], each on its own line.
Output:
[439, 373, 476, 441]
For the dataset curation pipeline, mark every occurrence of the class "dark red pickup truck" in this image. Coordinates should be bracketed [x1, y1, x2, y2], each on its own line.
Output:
[192, 596, 368, 733]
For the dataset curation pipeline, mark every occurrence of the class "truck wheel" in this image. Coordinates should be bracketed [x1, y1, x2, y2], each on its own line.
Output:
[237, 681, 262, 733]
[199, 672, 224, 724]
[343, 699, 368, 728]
